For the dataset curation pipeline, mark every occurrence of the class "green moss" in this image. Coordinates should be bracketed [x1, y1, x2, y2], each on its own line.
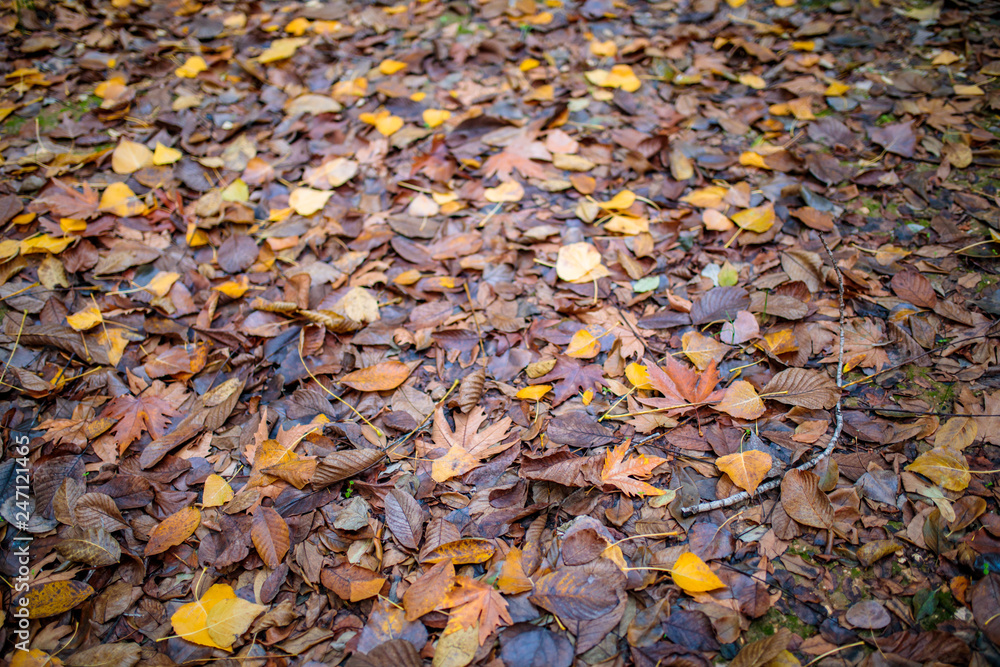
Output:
[746, 606, 817, 642]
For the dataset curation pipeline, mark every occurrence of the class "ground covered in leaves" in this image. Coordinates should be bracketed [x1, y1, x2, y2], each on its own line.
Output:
[2, 0, 1000, 665]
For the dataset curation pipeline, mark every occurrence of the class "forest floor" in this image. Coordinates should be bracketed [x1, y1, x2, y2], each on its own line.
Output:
[2, 0, 1000, 666]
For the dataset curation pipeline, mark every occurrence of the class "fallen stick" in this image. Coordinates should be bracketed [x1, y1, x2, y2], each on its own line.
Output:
[681, 235, 846, 516]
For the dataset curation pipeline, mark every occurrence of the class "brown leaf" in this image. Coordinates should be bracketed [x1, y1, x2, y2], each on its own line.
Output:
[600, 441, 667, 497]
[145, 506, 201, 556]
[101, 392, 181, 454]
[403, 559, 457, 621]
[55, 526, 121, 566]
[74, 492, 128, 532]
[64, 642, 141, 667]
[530, 560, 624, 621]
[761, 368, 839, 410]
[251, 506, 290, 568]
[780, 470, 833, 529]
[385, 488, 427, 550]
[312, 449, 386, 488]
[730, 627, 792, 667]
[891, 270, 937, 308]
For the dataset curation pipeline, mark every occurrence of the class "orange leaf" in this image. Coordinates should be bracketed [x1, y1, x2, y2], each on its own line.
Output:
[145, 506, 200, 556]
[600, 440, 667, 497]
[716, 450, 772, 494]
[422, 538, 496, 565]
[341, 360, 412, 391]
[251, 506, 290, 568]
[23, 580, 94, 619]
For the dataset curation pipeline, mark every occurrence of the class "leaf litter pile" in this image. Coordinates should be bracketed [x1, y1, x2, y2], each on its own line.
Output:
[3, 0, 1000, 665]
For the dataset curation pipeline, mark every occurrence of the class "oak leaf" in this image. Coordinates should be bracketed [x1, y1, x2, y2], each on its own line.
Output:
[441, 576, 513, 646]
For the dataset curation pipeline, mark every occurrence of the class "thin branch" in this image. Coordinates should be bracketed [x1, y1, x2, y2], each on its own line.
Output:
[681, 234, 846, 516]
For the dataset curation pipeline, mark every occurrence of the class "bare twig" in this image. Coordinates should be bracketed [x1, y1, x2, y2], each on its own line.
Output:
[681, 234, 846, 515]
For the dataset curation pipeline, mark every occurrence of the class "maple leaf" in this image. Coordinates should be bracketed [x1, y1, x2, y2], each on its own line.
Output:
[481, 132, 552, 180]
[600, 441, 667, 497]
[638, 356, 722, 414]
[819, 318, 890, 372]
[528, 355, 606, 407]
[441, 576, 512, 646]
[101, 391, 181, 454]
[31, 178, 100, 219]
[431, 407, 514, 482]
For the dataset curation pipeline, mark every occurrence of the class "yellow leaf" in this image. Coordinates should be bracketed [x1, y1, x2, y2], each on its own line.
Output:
[67, 306, 103, 331]
[424, 109, 451, 127]
[145, 272, 181, 298]
[739, 74, 767, 90]
[604, 214, 648, 235]
[715, 380, 766, 420]
[170, 583, 238, 650]
[379, 58, 407, 75]
[394, 269, 422, 285]
[582, 389, 594, 405]
[671, 552, 726, 594]
[205, 596, 267, 648]
[825, 80, 850, 96]
[566, 329, 601, 358]
[626, 362, 652, 390]
[153, 142, 182, 165]
[94, 75, 126, 99]
[215, 276, 250, 298]
[99, 182, 148, 217]
[60, 218, 86, 234]
[590, 40, 617, 57]
[906, 447, 970, 492]
[175, 55, 208, 78]
[11, 649, 64, 667]
[726, 0, 747, 6]
[258, 37, 309, 64]
[221, 178, 249, 202]
[731, 203, 776, 233]
[555, 242, 608, 283]
[774, 0, 795, 6]
[0, 239, 19, 261]
[739, 151, 769, 169]
[410, 91, 426, 102]
[284, 17, 311, 35]
[792, 41, 815, 51]
[585, 65, 641, 92]
[376, 114, 403, 136]
[21, 235, 74, 255]
[97, 328, 129, 366]
[111, 139, 153, 174]
[954, 84, 985, 96]
[716, 450, 772, 494]
[289, 187, 333, 216]
[202, 474, 235, 507]
[932, 50, 960, 65]
[520, 58, 541, 71]
[599, 189, 636, 210]
[484, 180, 524, 203]
[681, 186, 728, 208]
[516, 385, 551, 400]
